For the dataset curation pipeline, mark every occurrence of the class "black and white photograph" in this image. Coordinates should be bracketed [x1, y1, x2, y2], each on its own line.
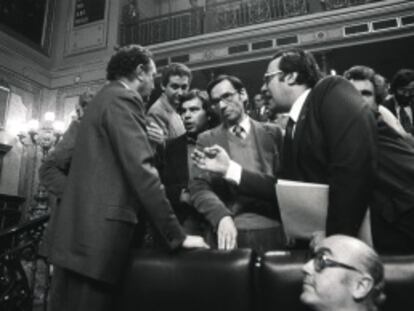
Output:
[1, 0, 414, 311]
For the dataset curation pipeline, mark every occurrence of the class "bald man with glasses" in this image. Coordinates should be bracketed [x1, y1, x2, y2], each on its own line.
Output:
[301, 235, 385, 311]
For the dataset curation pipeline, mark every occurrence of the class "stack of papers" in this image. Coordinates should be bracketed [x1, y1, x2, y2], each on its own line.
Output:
[276, 179, 372, 246]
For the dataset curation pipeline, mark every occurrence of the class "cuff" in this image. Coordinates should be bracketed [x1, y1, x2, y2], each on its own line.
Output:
[224, 160, 242, 185]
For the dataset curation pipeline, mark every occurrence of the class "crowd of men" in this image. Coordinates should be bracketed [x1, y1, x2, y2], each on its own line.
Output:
[39, 45, 414, 311]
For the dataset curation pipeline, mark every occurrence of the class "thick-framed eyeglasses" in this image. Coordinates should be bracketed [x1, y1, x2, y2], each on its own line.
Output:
[396, 87, 414, 97]
[210, 91, 238, 105]
[312, 252, 363, 274]
[263, 70, 284, 85]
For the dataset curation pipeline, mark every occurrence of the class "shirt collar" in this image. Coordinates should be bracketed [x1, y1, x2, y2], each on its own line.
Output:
[118, 80, 131, 90]
[229, 115, 251, 134]
[289, 89, 311, 123]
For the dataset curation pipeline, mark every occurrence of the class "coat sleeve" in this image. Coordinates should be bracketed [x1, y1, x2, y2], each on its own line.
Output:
[102, 93, 186, 249]
[318, 78, 377, 236]
[189, 132, 232, 228]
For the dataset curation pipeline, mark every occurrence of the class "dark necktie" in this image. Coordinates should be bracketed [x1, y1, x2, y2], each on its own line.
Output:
[399, 107, 412, 133]
[233, 125, 245, 139]
[283, 118, 295, 176]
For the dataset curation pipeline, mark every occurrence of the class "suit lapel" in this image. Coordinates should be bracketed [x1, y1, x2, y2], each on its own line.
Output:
[291, 95, 310, 173]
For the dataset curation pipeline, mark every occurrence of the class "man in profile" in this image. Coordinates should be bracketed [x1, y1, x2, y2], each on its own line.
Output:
[192, 48, 377, 243]
[45, 45, 208, 311]
[301, 235, 385, 311]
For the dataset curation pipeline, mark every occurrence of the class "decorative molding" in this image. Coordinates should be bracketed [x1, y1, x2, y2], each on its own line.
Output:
[64, 0, 110, 56]
[150, 0, 414, 70]
[0, 66, 43, 94]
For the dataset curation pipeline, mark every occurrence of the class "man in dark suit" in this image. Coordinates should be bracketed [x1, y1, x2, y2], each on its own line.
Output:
[193, 49, 377, 244]
[248, 93, 269, 122]
[45, 45, 208, 311]
[382, 69, 414, 136]
[189, 75, 284, 251]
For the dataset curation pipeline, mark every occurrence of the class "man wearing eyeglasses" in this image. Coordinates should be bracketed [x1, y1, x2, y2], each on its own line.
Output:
[382, 69, 414, 136]
[301, 235, 385, 311]
[189, 74, 284, 252]
[193, 49, 377, 245]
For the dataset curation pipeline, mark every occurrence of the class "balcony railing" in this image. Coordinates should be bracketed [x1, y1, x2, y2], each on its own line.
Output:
[120, 0, 383, 46]
[0, 215, 50, 311]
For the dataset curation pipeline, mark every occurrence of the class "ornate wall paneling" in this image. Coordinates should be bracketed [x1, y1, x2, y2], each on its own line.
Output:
[55, 79, 105, 127]
[0, 68, 44, 217]
[64, 0, 111, 56]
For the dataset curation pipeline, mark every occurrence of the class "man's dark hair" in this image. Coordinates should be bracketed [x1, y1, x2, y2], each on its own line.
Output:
[206, 74, 245, 98]
[390, 69, 414, 94]
[271, 48, 323, 88]
[106, 45, 153, 81]
[344, 65, 388, 104]
[161, 63, 192, 87]
[178, 89, 220, 129]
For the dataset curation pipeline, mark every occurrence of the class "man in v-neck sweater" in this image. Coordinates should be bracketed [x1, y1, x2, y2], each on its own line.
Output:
[189, 75, 284, 252]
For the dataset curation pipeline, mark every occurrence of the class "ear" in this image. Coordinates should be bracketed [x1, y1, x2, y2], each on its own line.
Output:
[352, 275, 374, 300]
[135, 64, 145, 82]
[239, 88, 248, 103]
[285, 72, 299, 86]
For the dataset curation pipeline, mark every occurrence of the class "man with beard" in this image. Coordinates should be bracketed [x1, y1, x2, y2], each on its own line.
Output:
[383, 69, 414, 136]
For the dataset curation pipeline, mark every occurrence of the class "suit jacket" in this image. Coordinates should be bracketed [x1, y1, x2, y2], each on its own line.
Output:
[45, 81, 186, 284]
[147, 94, 186, 140]
[239, 76, 378, 237]
[382, 96, 414, 135]
[189, 119, 283, 228]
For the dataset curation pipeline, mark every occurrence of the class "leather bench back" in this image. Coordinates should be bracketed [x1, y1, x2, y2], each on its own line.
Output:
[121, 249, 414, 311]
[257, 251, 311, 311]
[120, 248, 255, 311]
[382, 255, 414, 310]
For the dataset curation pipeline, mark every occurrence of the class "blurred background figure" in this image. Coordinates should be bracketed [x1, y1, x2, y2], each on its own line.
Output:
[383, 69, 414, 136]
[39, 89, 95, 201]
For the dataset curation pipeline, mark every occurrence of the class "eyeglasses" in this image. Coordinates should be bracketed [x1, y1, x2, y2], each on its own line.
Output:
[210, 91, 238, 105]
[312, 252, 363, 274]
[396, 87, 414, 97]
[263, 70, 284, 85]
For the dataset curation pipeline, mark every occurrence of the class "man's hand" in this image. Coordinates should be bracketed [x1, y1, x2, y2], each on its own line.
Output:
[146, 121, 166, 145]
[217, 216, 237, 250]
[191, 144, 231, 175]
[182, 235, 210, 249]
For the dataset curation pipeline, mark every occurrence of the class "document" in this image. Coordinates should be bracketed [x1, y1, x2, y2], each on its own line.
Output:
[276, 179, 329, 239]
[275, 179, 372, 246]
